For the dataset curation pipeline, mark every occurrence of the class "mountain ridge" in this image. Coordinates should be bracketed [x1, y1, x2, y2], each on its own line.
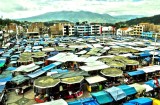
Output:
[16, 11, 144, 23]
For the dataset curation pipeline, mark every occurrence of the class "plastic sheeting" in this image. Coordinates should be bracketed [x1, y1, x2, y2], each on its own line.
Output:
[91, 91, 113, 104]
[28, 62, 62, 78]
[127, 70, 145, 76]
[34, 99, 68, 105]
[0, 85, 5, 93]
[105, 86, 126, 101]
[129, 97, 152, 105]
[117, 85, 137, 96]
[11, 75, 30, 85]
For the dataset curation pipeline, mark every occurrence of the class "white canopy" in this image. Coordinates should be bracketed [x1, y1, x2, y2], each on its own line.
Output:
[47, 53, 66, 61]
[76, 50, 87, 55]
[92, 44, 103, 48]
[83, 56, 99, 62]
[13, 63, 40, 72]
[32, 46, 43, 50]
[137, 65, 160, 73]
[80, 64, 109, 72]
[33, 99, 68, 105]
[142, 84, 153, 92]
[119, 53, 133, 57]
[85, 75, 107, 84]
[42, 47, 55, 52]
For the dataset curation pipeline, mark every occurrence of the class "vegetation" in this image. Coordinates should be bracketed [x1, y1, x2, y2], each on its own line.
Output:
[115, 14, 160, 28]
[125, 15, 160, 25]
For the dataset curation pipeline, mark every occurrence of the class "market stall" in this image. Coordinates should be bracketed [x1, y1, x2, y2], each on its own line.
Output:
[60, 76, 84, 99]
[85, 75, 107, 92]
[91, 91, 113, 105]
[34, 76, 60, 103]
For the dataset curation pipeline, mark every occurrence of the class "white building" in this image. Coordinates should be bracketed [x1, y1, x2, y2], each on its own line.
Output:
[90, 24, 101, 35]
[102, 26, 115, 35]
[116, 27, 133, 36]
[63, 25, 74, 36]
[74, 24, 91, 36]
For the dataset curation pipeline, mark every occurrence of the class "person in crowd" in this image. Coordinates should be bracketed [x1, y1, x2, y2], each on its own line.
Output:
[153, 76, 159, 87]
[15, 88, 19, 95]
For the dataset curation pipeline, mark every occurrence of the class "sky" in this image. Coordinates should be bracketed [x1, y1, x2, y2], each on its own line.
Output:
[0, 0, 160, 19]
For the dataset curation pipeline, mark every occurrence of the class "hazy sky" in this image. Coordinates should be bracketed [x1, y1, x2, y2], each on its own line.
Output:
[0, 0, 160, 19]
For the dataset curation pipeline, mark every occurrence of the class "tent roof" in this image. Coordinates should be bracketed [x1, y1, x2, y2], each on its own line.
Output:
[91, 91, 113, 104]
[11, 75, 30, 85]
[137, 65, 160, 73]
[80, 62, 109, 72]
[129, 97, 152, 105]
[145, 79, 160, 88]
[51, 71, 89, 79]
[101, 68, 123, 77]
[129, 83, 146, 94]
[142, 84, 153, 92]
[127, 70, 145, 76]
[61, 76, 84, 84]
[85, 75, 106, 84]
[117, 84, 137, 96]
[6, 67, 17, 71]
[104, 86, 126, 101]
[33, 99, 67, 105]
[0, 85, 5, 93]
[34, 76, 60, 88]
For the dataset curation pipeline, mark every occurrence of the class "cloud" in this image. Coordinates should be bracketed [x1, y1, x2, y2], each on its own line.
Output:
[0, 0, 160, 19]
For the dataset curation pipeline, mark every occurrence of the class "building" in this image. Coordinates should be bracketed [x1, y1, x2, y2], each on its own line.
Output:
[28, 22, 44, 34]
[74, 24, 91, 36]
[63, 24, 74, 36]
[50, 23, 63, 35]
[116, 27, 133, 36]
[90, 23, 101, 35]
[102, 26, 116, 35]
[129, 25, 143, 36]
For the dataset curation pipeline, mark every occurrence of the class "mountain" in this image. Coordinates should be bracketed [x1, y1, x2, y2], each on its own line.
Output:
[114, 15, 144, 21]
[17, 11, 144, 23]
[125, 14, 160, 25]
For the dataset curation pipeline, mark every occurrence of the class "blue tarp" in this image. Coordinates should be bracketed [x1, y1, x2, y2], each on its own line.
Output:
[80, 97, 99, 105]
[139, 53, 150, 57]
[11, 55, 20, 58]
[127, 70, 145, 76]
[129, 55, 139, 59]
[117, 85, 137, 96]
[6, 67, 17, 71]
[123, 102, 136, 105]
[68, 100, 82, 105]
[28, 62, 62, 78]
[0, 85, 5, 93]
[50, 51, 59, 56]
[51, 69, 69, 73]
[0, 75, 12, 82]
[41, 63, 56, 71]
[104, 86, 126, 101]
[144, 57, 151, 62]
[2, 53, 11, 57]
[91, 91, 113, 104]
[83, 100, 99, 105]
[27, 69, 45, 78]
[68, 97, 99, 105]
[145, 79, 160, 88]
[129, 97, 152, 105]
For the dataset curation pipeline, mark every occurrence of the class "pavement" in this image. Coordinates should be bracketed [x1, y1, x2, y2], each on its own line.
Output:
[6, 89, 36, 105]
[6, 87, 91, 105]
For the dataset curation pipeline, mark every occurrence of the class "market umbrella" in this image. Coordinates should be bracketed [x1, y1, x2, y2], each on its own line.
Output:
[101, 68, 123, 77]
[34, 76, 60, 88]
